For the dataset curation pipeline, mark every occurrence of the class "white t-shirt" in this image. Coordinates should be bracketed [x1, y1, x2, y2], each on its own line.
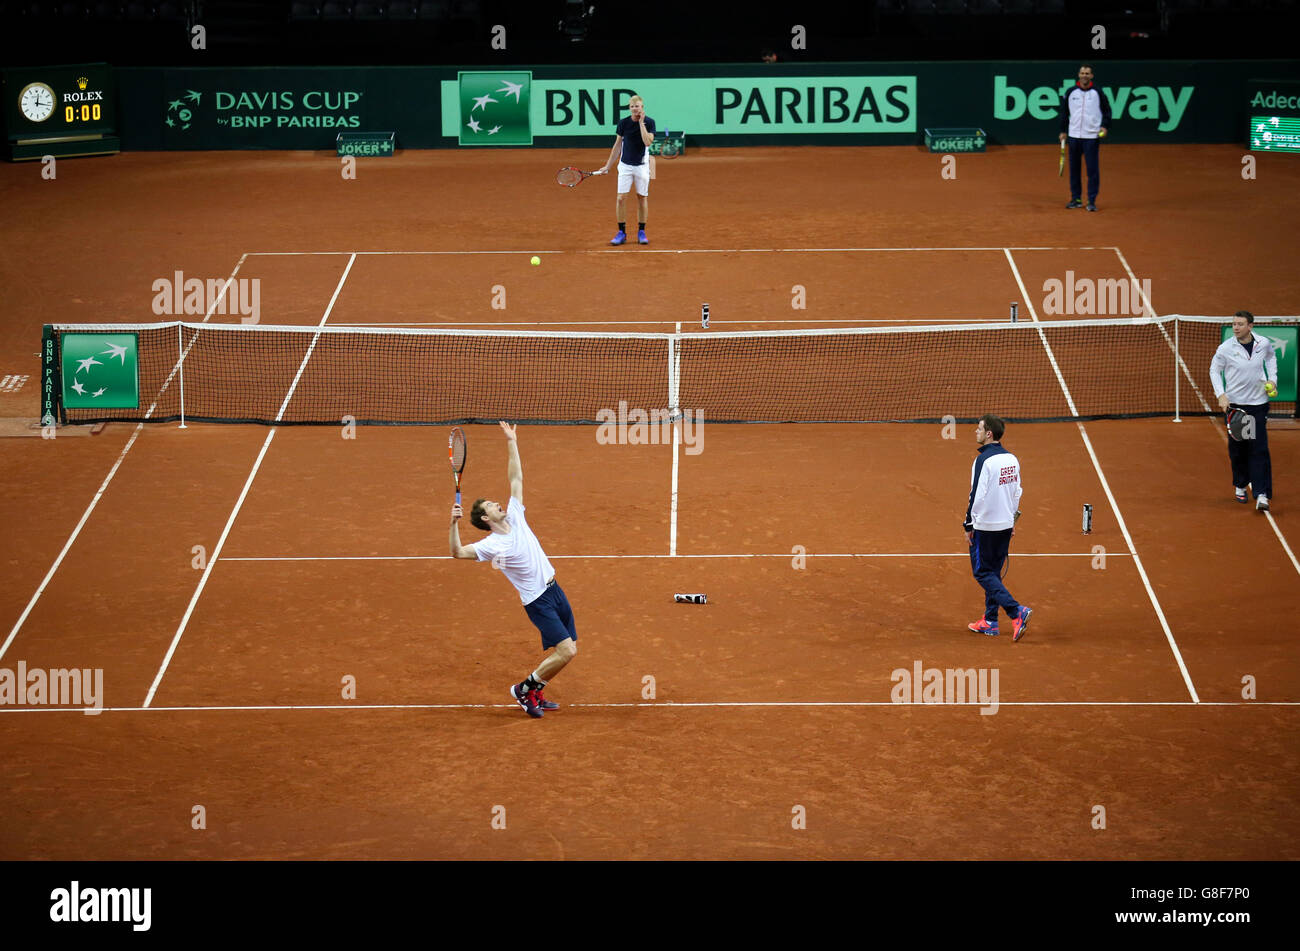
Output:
[472, 499, 556, 605]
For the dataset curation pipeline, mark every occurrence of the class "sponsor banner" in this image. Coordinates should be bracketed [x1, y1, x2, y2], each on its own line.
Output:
[444, 75, 918, 141]
[60, 333, 139, 410]
[115, 61, 1300, 150]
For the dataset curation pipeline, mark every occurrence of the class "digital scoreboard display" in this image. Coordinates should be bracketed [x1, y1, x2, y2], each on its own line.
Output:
[1249, 115, 1300, 152]
[1247, 80, 1300, 154]
[4, 63, 117, 139]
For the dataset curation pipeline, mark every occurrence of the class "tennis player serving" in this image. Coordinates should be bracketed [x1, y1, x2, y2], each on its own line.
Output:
[450, 422, 577, 719]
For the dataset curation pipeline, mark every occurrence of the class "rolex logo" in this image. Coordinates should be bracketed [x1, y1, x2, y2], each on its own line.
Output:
[77, 77, 88, 90]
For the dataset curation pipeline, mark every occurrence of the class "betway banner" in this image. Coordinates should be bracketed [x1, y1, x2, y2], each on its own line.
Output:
[117, 61, 1299, 150]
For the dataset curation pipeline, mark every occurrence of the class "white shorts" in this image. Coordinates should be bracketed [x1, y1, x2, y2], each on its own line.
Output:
[617, 161, 650, 197]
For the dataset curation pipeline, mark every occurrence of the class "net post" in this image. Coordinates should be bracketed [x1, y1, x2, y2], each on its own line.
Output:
[40, 324, 60, 428]
[177, 322, 187, 429]
[667, 328, 681, 421]
[1172, 317, 1181, 423]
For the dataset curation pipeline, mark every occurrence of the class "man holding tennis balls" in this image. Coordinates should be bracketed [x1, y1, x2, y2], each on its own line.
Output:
[1059, 64, 1110, 212]
[450, 422, 578, 719]
[1211, 310, 1278, 512]
[600, 94, 656, 246]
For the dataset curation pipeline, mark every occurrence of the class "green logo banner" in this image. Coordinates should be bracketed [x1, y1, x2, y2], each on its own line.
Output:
[1220, 325, 1297, 401]
[61, 333, 139, 409]
[458, 71, 532, 145]
[443, 75, 917, 138]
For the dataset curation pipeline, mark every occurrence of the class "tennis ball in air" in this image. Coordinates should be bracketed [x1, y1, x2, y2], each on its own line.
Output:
[530, 256, 541, 266]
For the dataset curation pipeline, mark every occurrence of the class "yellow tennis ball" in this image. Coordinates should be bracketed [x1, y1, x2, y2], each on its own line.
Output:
[1099, 129, 1107, 138]
[1264, 381, 1278, 398]
[530, 256, 541, 266]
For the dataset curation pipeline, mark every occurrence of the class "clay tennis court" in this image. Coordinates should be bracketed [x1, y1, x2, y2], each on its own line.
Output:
[1, 144, 1298, 860]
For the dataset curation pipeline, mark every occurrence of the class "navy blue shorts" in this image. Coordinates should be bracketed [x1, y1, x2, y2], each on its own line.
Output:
[523, 579, 578, 650]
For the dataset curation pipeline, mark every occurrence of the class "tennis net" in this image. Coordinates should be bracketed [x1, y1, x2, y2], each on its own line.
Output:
[40, 316, 1298, 426]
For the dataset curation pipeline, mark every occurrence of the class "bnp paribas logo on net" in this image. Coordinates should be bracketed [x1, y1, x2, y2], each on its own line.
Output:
[61, 333, 139, 409]
[458, 71, 531, 146]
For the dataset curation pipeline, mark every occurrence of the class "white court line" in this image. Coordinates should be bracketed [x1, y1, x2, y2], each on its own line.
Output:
[245, 250, 567, 256]
[144, 254, 357, 707]
[244, 246, 1119, 257]
[142, 429, 277, 708]
[583, 246, 1120, 254]
[220, 552, 1130, 562]
[337, 317, 1001, 327]
[0, 254, 251, 663]
[1, 700, 1295, 715]
[1005, 249, 1199, 704]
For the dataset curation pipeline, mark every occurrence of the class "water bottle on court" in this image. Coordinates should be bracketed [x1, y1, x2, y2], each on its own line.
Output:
[701, 303, 710, 329]
[1082, 503, 1093, 534]
[674, 593, 708, 604]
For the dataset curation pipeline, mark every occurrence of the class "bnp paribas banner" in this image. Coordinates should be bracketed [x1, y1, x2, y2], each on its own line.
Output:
[442, 71, 919, 144]
[439, 62, 1300, 147]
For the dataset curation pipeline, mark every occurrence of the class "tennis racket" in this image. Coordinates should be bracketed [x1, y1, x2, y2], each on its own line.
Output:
[556, 166, 606, 187]
[449, 427, 467, 504]
[1226, 408, 1249, 442]
[1058, 141, 1066, 177]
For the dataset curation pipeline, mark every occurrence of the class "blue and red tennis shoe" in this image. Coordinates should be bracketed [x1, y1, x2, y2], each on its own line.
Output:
[510, 682, 544, 718]
[1012, 606, 1033, 642]
[968, 618, 999, 636]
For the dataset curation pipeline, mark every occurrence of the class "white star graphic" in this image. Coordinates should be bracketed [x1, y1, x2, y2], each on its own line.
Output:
[101, 342, 128, 363]
[488, 125, 501, 135]
[76, 355, 102, 374]
[496, 80, 523, 102]
[92, 387, 105, 398]
[471, 94, 497, 113]
[71, 381, 86, 395]
[466, 118, 481, 133]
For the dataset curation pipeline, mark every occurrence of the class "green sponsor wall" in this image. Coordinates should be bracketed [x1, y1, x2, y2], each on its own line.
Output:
[117, 61, 1300, 151]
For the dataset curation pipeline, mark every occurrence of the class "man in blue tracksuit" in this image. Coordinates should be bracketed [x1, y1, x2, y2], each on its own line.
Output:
[963, 414, 1033, 642]
[1059, 63, 1111, 212]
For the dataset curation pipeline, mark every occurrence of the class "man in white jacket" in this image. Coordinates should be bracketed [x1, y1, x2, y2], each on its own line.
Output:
[963, 415, 1032, 642]
[1059, 64, 1110, 212]
[1210, 310, 1278, 512]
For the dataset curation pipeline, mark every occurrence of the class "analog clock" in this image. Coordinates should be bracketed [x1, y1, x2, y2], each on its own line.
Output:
[19, 81, 56, 122]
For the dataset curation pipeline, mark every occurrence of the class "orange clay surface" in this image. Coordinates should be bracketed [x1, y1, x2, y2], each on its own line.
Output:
[0, 144, 1297, 859]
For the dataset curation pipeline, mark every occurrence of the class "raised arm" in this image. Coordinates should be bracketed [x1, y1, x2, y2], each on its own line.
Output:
[449, 503, 476, 559]
[501, 421, 523, 502]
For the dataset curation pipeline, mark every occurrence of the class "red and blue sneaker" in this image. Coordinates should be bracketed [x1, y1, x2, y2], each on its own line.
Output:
[535, 689, 559, 711]
[1012, 606, 1033, 642]
[510, 682, 544, 718]
[968, 618, 999, 636]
